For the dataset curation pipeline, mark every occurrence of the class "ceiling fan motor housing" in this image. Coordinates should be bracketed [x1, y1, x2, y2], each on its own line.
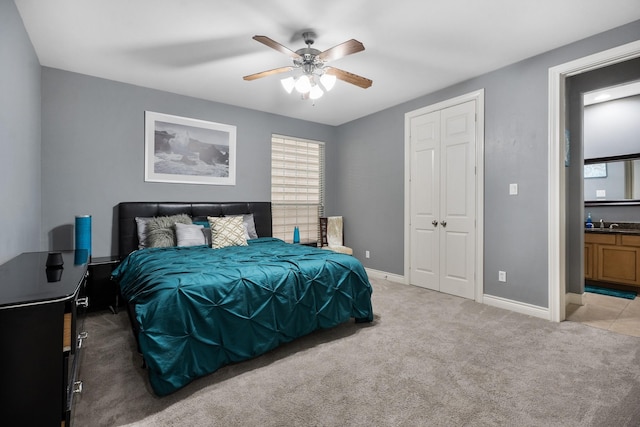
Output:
[294, 47, 324, 70]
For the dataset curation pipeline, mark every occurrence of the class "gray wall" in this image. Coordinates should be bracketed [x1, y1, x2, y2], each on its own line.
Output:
[0, 0, 41, 264]
[585, 95, 640, 159]
[332, 20, 640, 308]
[586, 205, 640, 223]
[41, 68, 336, 257]
[329, 110, 406, 273]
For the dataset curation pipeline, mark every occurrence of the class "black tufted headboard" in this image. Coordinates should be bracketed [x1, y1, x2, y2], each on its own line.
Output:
[117, 202, 272, 258]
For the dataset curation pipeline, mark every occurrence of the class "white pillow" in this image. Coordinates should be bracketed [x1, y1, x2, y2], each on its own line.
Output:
[207, 216, 248, 249]
[175, 223, 205, 247]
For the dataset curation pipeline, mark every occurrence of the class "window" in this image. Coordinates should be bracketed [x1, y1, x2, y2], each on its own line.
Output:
[271, 135, 325, 243]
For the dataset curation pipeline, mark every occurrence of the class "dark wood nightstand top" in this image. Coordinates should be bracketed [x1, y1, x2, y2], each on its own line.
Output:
[0, 250, 88, 308]
[89, 255, 120, 266]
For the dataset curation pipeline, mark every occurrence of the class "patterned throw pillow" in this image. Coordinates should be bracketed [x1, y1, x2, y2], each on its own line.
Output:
[207, 216, 248, 249]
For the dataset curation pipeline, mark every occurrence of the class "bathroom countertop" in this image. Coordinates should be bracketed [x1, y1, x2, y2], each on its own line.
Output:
[585, 222, 640, 234]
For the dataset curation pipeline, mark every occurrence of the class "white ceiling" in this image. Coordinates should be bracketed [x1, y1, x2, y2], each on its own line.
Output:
[14, 0, 640, 125]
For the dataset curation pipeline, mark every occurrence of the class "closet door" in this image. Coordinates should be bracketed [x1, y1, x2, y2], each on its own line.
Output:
[409, 100, 476, 299]
[409, 110, 440, 290]
[439, 101, 476, 299]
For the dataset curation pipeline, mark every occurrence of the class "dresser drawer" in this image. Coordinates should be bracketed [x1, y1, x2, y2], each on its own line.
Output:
[65, 275, 89, 425]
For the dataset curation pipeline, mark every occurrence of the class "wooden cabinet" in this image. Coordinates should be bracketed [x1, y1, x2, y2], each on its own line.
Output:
[584, 232, 640, 287]
[0, 251, 89, 426]
[584, 241, 594, 280]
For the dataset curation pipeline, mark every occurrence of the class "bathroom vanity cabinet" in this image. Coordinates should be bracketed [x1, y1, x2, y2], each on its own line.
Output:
[585, 232, 640, 287]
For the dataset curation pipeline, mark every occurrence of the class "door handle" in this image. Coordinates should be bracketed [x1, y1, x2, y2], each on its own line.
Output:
[440, 220, 447, 227]
[432, 220, 438, 227]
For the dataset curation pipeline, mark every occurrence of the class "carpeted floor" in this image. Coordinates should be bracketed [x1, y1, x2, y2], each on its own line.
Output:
[73, 279, 640, 426]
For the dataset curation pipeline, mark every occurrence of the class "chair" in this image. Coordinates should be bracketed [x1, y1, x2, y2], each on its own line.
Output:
[320, 216, 353, 255]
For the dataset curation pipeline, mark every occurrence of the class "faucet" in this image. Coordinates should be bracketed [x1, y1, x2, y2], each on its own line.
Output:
[610, 223, 619, 229]
[600, 219, 605, 229]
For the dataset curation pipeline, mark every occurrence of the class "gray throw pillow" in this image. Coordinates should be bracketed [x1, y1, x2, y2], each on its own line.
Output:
[243, 214, 259, 239]
[135, 217, 152, 249]
[228, 214, 259, 239]
[145, 214, 192, 248]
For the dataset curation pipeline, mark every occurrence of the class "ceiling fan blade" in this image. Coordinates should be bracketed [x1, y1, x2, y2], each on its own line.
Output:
[253, 35, 301, 60]
[325, 67, 372, 89]
[317, 39, 365, 62]
[243, 66, 293, 81]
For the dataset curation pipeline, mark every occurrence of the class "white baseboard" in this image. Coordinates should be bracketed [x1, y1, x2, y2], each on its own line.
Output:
[366, 269, 554, 321]
[365, 268, 405, 284]
[565, 292, 584, 306]
[483, 294, 551, 320]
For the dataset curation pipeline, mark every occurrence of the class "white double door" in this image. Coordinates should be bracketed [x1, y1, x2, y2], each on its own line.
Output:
[409, 100, 477, 299]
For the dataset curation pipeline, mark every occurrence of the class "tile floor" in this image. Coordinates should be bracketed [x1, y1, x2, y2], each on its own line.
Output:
[566, 292, 640, 337]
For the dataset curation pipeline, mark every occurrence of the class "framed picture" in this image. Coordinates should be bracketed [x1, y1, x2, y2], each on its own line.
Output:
[144, 111, 236, 185]
[584, 163, 607, 179]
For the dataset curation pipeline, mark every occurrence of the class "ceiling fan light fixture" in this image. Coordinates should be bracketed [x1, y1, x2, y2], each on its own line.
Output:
[320, 73, 336, 91]
[281, 76, 295, 94]
[309, 84, 324, 100]
[295, 75, 311, 94]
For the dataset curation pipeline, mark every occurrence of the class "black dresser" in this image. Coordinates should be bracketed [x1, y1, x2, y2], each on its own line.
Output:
[0, 250, 89, 426]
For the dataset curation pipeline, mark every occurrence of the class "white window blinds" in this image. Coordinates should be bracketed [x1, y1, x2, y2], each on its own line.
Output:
[271, 135, 325, 243]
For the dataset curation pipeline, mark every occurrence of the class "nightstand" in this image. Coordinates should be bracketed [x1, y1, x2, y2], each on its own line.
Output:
[86, 256, 121, 313]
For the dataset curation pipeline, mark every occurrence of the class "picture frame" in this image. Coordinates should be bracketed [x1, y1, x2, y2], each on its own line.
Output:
[144, 111, 236, 185]
[584, 163, 607, 179]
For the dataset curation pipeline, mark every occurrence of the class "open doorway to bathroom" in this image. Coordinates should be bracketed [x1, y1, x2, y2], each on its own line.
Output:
[563, 58, 640, 337]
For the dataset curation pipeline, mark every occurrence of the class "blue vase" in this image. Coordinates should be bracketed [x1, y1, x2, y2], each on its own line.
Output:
[293, 226, 300, 243]
[75, 215, 92, 256]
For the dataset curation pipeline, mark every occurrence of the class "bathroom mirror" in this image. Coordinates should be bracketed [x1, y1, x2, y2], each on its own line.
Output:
[584, 157, 640, 205]
[583, 83, 640, 206]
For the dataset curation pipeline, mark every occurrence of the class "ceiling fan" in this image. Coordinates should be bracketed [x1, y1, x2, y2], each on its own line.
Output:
[243, 31, 372, 99]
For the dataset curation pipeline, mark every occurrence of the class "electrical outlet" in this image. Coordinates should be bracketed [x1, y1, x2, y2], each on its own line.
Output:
[499, 270, 507, 282]
[365, 250, 370, 259]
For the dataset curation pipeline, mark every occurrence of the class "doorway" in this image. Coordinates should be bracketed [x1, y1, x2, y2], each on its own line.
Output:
[548, 40, 640, 322]
[566, 69, 640, 337]
[404, 90, 485, 302]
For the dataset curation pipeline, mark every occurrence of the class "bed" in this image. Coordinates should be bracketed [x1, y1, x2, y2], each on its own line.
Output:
[112, 202, 374, 396]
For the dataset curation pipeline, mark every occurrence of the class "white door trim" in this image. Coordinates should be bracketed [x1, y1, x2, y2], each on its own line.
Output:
[404, 89, 485, 302]
[548, 40, 640, 322]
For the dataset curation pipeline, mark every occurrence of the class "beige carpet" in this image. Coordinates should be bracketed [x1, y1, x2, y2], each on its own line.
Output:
[73, 279, 640, 426]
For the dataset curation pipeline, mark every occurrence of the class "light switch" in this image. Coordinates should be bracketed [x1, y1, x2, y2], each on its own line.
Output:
[596, 189, 606, 198]
[509, 183, 518, 195]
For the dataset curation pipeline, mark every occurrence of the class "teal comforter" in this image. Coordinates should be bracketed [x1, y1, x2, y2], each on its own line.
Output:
[112, 237, 373, 395]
